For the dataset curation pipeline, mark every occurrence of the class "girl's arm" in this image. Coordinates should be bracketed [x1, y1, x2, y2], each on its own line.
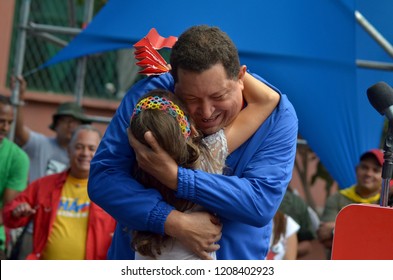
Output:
[225, 71, 280, 153]
[284, 233, 298, 260]
[284, 215, 300, 260]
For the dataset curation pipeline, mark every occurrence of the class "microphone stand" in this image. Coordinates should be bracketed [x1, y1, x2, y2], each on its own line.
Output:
[381, 121, 393, 207]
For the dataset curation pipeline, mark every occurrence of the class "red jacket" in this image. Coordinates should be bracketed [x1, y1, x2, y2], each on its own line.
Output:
[3, 170, 116, 260]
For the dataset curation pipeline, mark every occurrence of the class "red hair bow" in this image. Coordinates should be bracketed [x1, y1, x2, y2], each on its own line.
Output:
[133, 28, 177, 76]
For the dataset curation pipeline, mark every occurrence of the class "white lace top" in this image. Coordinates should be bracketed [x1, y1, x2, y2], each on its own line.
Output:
[200, 129, 229, 174]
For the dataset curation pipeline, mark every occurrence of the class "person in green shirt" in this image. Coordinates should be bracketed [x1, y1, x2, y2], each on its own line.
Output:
[0, 94, 29, 259]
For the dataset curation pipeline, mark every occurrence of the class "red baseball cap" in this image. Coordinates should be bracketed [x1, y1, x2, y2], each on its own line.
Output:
[360, 149, 384, 166]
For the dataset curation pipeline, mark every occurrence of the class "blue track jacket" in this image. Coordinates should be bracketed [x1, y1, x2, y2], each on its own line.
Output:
[88, 72, 298, 260]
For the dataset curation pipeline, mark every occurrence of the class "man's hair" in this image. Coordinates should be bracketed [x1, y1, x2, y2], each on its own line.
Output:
[0, 95, 12, 106]
[170, 25, 240, 83]
[69, 124, 102, 149]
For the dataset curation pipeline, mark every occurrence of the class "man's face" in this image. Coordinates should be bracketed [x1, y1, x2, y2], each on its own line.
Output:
[0, 103, 13, 143]
[68, 129, 100, 178]
[356, 157, 382, 194]
[55, 115, 82, 143]
[175, 64, 245, 135]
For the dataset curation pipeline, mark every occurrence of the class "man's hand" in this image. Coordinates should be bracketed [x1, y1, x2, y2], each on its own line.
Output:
[128, 128, 178, 190]
[317, 221, 335, 249]
[10, 75, 27, 99]
[165, 210, 222, 260]
[12, 202, 36, 218]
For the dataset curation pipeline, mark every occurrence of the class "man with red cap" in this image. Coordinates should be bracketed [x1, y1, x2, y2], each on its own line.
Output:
[317, 149, 384, 259]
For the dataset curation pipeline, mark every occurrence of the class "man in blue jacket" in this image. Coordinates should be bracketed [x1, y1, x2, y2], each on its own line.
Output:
[88, 25, 298, 260]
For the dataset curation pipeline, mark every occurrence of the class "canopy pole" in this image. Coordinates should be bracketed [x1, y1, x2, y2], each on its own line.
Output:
[74, 0, 94, 105]
[355, 10, 393, 59]
[356, 60, 393, 71]
[9, 0, 31, 142]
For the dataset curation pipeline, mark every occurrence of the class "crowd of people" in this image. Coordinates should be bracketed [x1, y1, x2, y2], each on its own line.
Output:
[1, 25, 390, 261]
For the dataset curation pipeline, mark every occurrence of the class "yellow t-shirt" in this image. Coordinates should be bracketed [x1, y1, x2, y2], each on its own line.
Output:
[41, 176, 90, 260]
[339, 185, 380, 204]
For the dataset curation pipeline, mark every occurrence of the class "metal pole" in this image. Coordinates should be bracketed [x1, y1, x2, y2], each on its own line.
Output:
[25, 22, 81, 36]
[356, 60, 393, 71]
[74, 0, 94, 105]
[355, 10, 393, 59]
[67, 0, 77, 27]
[30, 31, 68, 48]
[9, 0, 31, 141]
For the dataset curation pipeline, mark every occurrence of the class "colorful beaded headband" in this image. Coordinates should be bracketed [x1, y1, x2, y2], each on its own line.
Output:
[131, 96, 191, 139]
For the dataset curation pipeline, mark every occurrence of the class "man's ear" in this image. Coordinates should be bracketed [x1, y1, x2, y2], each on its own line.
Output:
[238, 65, 247, 81]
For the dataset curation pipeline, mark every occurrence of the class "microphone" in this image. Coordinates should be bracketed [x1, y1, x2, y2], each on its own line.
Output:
[367, 81, 393, 121]
[366, 81, 393, 206]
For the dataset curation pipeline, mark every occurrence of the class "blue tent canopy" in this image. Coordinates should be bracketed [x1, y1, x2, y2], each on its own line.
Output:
[42, 0, 393, 188]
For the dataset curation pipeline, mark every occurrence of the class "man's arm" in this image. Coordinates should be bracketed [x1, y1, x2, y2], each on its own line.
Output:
[2, 189, 24, 208]
[0, 189, 22, 226]
[11, 76, 31, 147]
[317, 194, 340, 249]
[3, 182, 37, 229]
[4, 146, 29, 201]
[317, 221, 335, 248]
[1, 145, 29, 227]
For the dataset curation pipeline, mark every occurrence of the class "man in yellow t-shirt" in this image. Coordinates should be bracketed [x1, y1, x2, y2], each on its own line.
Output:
[41, 175, 90, 259]
[317, 149, 383, 259]
[3, 125, 116, 260]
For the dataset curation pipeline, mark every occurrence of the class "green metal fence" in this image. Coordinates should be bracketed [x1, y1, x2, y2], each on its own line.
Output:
[8, 0, 141, 100]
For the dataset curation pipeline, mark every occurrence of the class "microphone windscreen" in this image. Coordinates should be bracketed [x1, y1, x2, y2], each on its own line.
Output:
[367, 81, 393, 115]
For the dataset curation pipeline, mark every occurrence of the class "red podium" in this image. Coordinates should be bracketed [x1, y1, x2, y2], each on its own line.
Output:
[331, 204, 393, 259]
